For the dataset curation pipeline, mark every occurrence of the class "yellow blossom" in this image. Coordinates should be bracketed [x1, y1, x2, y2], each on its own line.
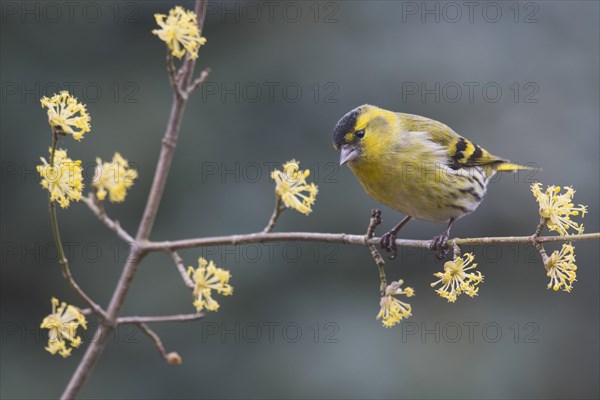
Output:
[40, 91, 91, 140]
[531, 183, 587, 235]
[271, 160, 318, 215]
[40, 298, 87, 358]
[431, 252, 483, 303]
[187, 258, 233, 312]
[152, 6, 206, 59]
[377, 280, 414, 328]
[545, 243, 577, 292]
[37, 148, 83, 208]
[93, 153, 138, 203]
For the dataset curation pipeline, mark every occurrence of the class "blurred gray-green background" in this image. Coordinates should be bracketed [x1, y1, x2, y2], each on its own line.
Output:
[1, 1, 599, 398]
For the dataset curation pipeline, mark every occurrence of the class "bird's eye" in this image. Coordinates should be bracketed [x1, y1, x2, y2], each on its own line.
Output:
[355, 130, 365, 138]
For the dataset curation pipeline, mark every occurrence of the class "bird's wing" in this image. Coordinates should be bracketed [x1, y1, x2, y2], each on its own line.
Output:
[398, 113, 508, 169]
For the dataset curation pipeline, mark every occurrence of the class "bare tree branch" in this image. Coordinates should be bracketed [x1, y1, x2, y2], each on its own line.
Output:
[118, 313, 205, 324]
[143, 231, 600, 253]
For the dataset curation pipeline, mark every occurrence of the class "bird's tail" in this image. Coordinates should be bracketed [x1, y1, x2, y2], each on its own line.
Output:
[494, 161, 540, 172]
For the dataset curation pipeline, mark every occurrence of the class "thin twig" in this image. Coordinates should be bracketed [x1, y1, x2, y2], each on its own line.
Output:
[46, 133, 107, 321]
[532, 217, 550, 263]
[144, 231, 600, 252]
[120, 314, 205, 365]
[118, 313, 205, 324]
[365, 209, 381, 239]
[169, 250, 194, 289]
[137, 323, 169, 361]
[166, 51, 181, 98]
[81, 194, 135, 244]
[176, 0, 208, 91]
[450, 241, 462, 259]
[365, 209, 387, 295]
[130, 323, 182, 365]
[60, 265, 108, 320]
[533, 217, 547, 238]
[187, 67, 211, 93]
[263, 196, 284, 233]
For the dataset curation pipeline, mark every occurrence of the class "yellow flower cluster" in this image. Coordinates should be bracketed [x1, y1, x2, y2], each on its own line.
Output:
[188, 258, 233, 312]
[531, 183, 587, 235]
[431, 252, 483, 303]
[377, 280, 414, 328]
[40, 91, 91, 141]
[545, 243, 578, 292]
[37, 148, 83, 208]
[40, 298, 87, 357]
[271, 160, 318, 215]
[93, 153, 138, 203]
[153, 6, 206, 59]
[38, 92, 137, 206]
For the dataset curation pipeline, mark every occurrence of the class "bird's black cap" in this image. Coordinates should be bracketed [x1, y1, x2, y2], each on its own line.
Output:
[332, 107, 360, 150]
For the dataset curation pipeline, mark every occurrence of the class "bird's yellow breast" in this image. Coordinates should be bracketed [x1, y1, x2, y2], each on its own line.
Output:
[348, 119, 485, 222]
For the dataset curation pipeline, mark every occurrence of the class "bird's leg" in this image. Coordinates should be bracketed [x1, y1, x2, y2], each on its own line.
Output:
[380, 215, 412, 260]
[430, 218, 455, 260]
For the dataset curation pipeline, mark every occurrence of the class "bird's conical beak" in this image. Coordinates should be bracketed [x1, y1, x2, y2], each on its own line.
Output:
[339, 144, 359, 166]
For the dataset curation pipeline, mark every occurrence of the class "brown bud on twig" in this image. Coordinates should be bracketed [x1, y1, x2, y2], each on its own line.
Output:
[166, 352, 182, 366]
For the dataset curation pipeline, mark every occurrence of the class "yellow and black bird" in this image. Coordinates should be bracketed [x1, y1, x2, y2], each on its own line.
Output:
[333, 104, 532, 259]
